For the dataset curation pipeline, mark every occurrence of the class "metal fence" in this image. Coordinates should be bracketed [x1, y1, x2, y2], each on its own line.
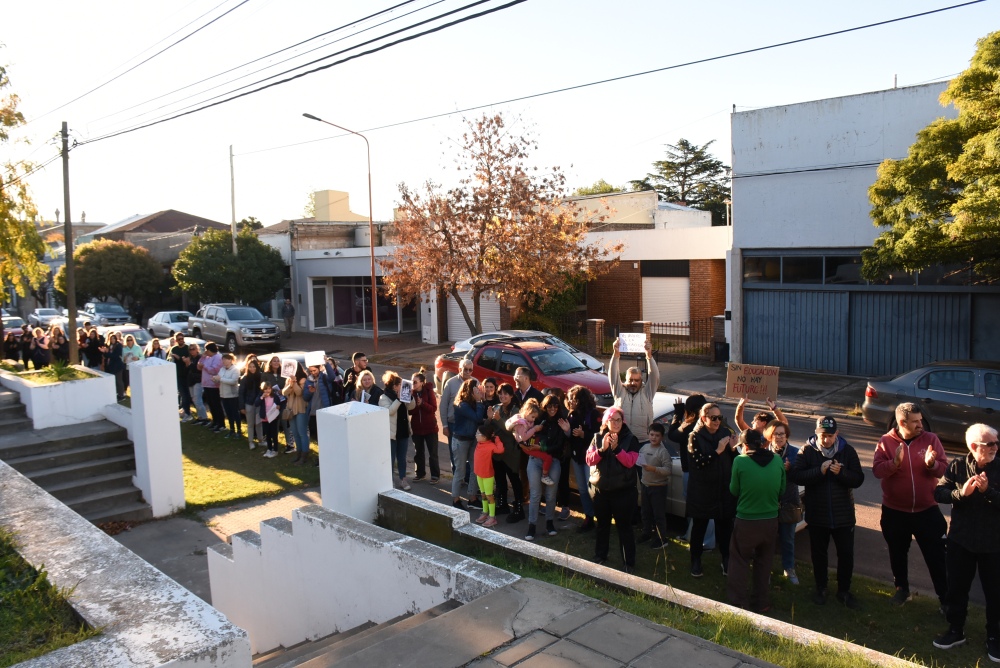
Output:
[649, 318, 715, 360]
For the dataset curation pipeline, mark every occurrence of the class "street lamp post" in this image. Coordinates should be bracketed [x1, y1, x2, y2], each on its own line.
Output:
[302, 113, 378, 354]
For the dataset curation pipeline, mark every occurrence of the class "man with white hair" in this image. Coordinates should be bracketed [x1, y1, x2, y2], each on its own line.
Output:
[873, 401, 949, 607]
[932, 423, 1000, 661]
[608, 337, 659, 438]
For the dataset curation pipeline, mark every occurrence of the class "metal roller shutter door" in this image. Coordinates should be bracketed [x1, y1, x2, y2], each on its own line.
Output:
[641, 277, 690, 324]
[447, 291, 502, 341]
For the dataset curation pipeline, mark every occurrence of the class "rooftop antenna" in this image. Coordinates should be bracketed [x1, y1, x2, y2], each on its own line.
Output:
[894, 74, 898, 89]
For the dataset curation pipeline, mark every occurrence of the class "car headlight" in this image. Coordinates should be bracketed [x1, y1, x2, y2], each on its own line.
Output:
[100, 317, 109, 325]
[240, 327, 252, 335]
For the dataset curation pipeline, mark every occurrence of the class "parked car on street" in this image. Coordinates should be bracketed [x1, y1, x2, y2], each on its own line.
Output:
[861, 360, 1000, 445]
[435, 338, 614, 406]
[147, 311, 193, 338]
[2, 316, 26, 337]
[451, 329, 603, 372]
[188, 303, 280, 354]
[27, 308, 62, 328]
[82, 302, 131, 326]
[98, 325, 153, 349]
[51, 310, 89, 330]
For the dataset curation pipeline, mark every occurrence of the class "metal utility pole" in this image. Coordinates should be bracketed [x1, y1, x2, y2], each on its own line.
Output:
[230, 145, 238, 256]
[302, 113, 379, 353]
[61, 122, 79, 365]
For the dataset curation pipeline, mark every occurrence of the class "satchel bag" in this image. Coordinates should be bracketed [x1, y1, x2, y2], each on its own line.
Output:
[779, 501, 803, 524]
[281, 407, 292, 421]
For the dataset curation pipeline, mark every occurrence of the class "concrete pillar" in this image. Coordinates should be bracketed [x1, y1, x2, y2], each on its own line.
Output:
[129, 358, 185, 517]
[586, 319, 605, 357]
[632, 320, 652, 337]
[317, 401, 391, 521]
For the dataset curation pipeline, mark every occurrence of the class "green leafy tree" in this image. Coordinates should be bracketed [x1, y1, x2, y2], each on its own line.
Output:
[573, 179, 619, 196]
[864, 31, 1000, 282]
[630, 138, 731, 225]
[172, 228, 285, 303]
[54, 239, 162, 307]
[237, 216, 263, 231]
[0, 64, 49, 322]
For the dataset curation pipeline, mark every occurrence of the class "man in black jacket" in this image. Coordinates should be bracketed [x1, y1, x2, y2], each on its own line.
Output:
[789, 417, 865, 608]
[932, 424, 1000, 662]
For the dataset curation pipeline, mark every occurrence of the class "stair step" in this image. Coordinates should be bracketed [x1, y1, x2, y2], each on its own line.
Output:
[0, 421, 129, 460]
[83, 501, 154, 525]
[0, 402, 27, 417]
[63, 485, 144, 517]
[5, 441, 136, 473]
[0, 416, 32, 434]
[253, 623, 377, 668]
[43, 470, 137, 502]
[24, 454, 137, 488]
[0, 389, 20, 406]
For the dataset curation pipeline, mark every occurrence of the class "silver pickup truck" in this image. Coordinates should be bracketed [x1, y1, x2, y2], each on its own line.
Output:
[188, 303, 280, 354]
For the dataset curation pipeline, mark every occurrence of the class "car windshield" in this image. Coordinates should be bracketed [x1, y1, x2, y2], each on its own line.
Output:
[170, 313, 190, 323]
[225, 308, 265, 321]
[94, 304, 127, 314]
[38, 309, 58, 316]
[4, 317, 24, 327]
[527, 348, 587, 374]
[541, 336, 578, 353]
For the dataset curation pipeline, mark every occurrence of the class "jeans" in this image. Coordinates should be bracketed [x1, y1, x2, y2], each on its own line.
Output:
[808, 524, 855, 594]
[451, 437, 476, 499]
[447, 422, 456, 472]
[945, 541, 1000, 635]
[291, 412, 309, 456]
[593, 484, 637, 566]
[412, 433, 440, 479]
[222, 397, 241, 433]
[570, 460, 595, 519]
[527, 457, 560, 524]
[728, 517, 779, 610]
[178, 375, 193, 415]
[641, 483, 669, 542]
[190, 383, 207, 420]
[245, 404, 263, 446]
[262, 419, 279, 450]
[778, 521, 796, 572]
[391, 437, 410, 480]
[880, 504, 948, 597]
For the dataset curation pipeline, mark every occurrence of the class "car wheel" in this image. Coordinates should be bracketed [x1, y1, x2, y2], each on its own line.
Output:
[148, 328, 156, 337]
[438, 372, 452, 395]
[192, 328, 201, 338]
[225, 335, 238, 354]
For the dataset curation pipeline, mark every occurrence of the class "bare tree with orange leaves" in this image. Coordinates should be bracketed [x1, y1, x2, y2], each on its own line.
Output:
[381, 113, 623, 334]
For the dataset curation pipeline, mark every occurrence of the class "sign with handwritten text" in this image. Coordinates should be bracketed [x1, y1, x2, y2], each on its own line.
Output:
[724, 362, 780, 400]
[618, 332, 647, 354]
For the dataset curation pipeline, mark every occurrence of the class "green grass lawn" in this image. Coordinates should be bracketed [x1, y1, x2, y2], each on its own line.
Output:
[0, 528, 97, 667]
[179, 420, 319, 510]
[474, 522, 988, 668]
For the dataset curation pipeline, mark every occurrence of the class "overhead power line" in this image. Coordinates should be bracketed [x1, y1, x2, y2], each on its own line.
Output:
[236, 0, 985, 157]
[78, 0, 528, 146]
[28, 0, 252, 127]
[0, 153, 63, 191]
[88, 0, 430, 127]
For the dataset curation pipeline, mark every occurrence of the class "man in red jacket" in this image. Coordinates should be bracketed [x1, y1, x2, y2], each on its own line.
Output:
[873, 402, 949, 607]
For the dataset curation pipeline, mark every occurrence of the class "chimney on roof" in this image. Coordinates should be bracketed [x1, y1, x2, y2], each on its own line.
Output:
[55, 208, 60, 224]
[673, 201, 687, 207]
[81, 211, 86, 223]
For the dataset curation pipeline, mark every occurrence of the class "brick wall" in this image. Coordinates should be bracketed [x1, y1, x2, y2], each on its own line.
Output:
[587, 261, 641, 333]
[689, 259, 726, 322]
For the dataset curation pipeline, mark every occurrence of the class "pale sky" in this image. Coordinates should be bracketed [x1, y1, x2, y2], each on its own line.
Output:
[3, 0, 995, 227]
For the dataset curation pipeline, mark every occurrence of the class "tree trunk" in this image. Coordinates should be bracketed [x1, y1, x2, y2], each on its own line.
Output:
[449, 286, 481, 335]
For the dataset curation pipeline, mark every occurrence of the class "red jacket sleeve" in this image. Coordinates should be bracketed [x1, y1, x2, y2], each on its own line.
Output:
[615, 449, 640, 468]
[872, 435, 899, 479]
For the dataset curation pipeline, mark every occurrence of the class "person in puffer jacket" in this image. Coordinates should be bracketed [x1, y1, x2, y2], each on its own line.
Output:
[790, 416, 864, 608]
[872, 402, 948, 607]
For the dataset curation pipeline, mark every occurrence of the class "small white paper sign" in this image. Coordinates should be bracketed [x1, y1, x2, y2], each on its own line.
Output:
[281, 358, 299, 379]
[618, 332, 647, 354]
[399, 379, 413, 403]
[304, 350, 325, 368]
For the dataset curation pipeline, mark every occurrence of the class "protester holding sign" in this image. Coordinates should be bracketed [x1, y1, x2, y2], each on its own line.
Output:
[608, 336, 660, 439]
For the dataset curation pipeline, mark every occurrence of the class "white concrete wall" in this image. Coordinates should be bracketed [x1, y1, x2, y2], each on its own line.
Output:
[587, 225, 731, 261]
[129, 358, 186, 517]
[0, 366, 116, 430]
[208, 504, 519, 655]
[0, 459, 250, 668]
[257, 233, 291, 263]
[318, 401, 392, 522]
[653, 205, 712, 229]
[731, 82, 954, 249]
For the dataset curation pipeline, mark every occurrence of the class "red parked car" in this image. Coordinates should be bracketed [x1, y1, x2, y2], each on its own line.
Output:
[434, 339, 614, 406]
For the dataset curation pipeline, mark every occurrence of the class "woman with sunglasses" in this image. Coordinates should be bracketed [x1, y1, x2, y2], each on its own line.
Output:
[686, 402, 737, 578]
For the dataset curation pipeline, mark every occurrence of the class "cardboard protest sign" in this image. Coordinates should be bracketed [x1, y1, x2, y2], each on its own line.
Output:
[280, 358, 299, 379]
[304, 350, 325, 368]
[724, 362, 780, 400]
[399, 379, 413, 403]
[618, 332, 647, 354]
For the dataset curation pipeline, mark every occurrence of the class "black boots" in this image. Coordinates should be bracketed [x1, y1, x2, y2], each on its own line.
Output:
[506, 502, 525, 523]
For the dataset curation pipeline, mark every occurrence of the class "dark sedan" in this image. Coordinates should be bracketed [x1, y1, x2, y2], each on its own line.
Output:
[861, 360, 1000, 445]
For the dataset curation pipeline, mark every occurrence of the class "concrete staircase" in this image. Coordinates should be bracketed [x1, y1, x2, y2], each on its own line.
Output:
[0, 388, 153, 524]
[252, 600, 462, 668]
